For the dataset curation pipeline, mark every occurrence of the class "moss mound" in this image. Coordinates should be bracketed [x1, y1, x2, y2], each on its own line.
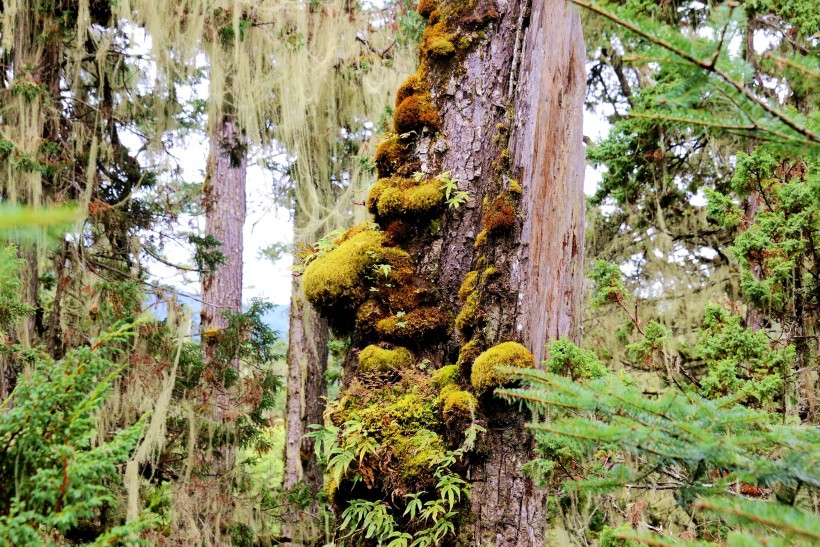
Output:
[432, 364, 459, 389]
[441, 388, 478, 418]
[395, 93, 439, 135]
[376, 307, 451, 343]
[471, 341, 535, 393]
[358, 345, 415, 372]
[367, 177, 444, 220]
[302, 229, 385, 316]
[458, 271, 479, 301]
[374, 136, 409, 179]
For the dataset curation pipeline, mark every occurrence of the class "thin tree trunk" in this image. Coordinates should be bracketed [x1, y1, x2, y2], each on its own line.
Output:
[283, 272, 329, 543]
[200, 113, 246, 539]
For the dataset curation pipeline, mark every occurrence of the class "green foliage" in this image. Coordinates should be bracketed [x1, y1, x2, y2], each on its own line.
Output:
[0, 325, 156, 544]
[433, 171, 471, 209]
[547, 337, 609, 381]
[697, 305, 791, 407]
[589, 260, 627, 307]
[188, 233, 227, 273]
[0, 246, 35, 329]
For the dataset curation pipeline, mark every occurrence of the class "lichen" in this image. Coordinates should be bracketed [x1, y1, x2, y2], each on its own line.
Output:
[455, 290, 478, 338]
[374, 136, 409, 179]
[432, 364, 459, 389]
[395, 93, 439, 135]
[376, 306, 451, 343]
[358, 345, 416, 372]
[302, 228, 386, 316]
[458, 271, 478, 301]
[471, 341, 535, 393]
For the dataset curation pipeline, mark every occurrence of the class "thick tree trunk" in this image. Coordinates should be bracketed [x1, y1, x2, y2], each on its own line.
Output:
[202, 113, 246, 379]
[425, 0, 586, 542]
[303, 0, 585, 542]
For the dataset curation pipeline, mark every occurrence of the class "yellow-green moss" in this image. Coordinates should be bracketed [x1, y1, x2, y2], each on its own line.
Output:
[421, 22, 455, 58]
[302, 229, 385, 314]
[509, 179, 522, 194]
[395, 93, 439, 135]
[374, 136, 409, 178]
[471, 341, 535, 393]
[358, 345, 415, 372]
[376, 306, 450, 342]
[457, 338, 482, 368]
[458, 271, 478, 301]
[481, 266, 499, 283]
[455, 290, 478, 338]
[441, 389, 478, 417]
[474, 228, 487, 248]
[432, 364, 459, 389]
[367, 177, 444, 219]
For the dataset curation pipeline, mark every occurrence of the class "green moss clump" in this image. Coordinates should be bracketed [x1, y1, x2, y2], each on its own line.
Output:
[458, 271, 478, 301]
[457, 338, 482, 369]
[432, 364, 459, 389]
[508, 179, 522, 194]
[395, 93, 439, 135]
[302, 229, 385, 316]
[374, 136, 409, 179]
[376, 307, 450, 343]
[367, 177, 444, 220]
[471, 341, 535, 393]
[441, 389, 478, 418]
[455, 290, 478, 338]
[358, 345, 415, 372]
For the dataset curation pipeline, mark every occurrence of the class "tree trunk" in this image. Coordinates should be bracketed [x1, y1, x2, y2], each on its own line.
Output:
[202, 113, 247, 389]
[200, 113, 246, 540]
[423, 0, 586, 542]
[283, 269, 329, 543]
[303, 0, 585, 542]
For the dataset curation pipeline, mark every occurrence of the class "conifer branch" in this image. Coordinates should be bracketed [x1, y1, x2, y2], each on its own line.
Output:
[570, 0, 820, 145]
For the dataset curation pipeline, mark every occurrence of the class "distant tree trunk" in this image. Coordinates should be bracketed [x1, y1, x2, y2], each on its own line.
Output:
[201, 114, 246, 531]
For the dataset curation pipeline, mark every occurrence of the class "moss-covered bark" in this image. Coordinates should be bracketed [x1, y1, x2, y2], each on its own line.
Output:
[302, 0, 586, 542]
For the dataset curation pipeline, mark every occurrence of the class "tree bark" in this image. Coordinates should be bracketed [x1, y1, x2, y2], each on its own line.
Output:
[423, 0, 585, 542]
[201, 112, 246, 468]
[305, 0, 585, 542]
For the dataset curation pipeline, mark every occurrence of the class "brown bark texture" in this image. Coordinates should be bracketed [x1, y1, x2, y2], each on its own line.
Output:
[305, 0, 585, 542]
[424, 0, 586, 542]
[202, 113, 246, 420]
